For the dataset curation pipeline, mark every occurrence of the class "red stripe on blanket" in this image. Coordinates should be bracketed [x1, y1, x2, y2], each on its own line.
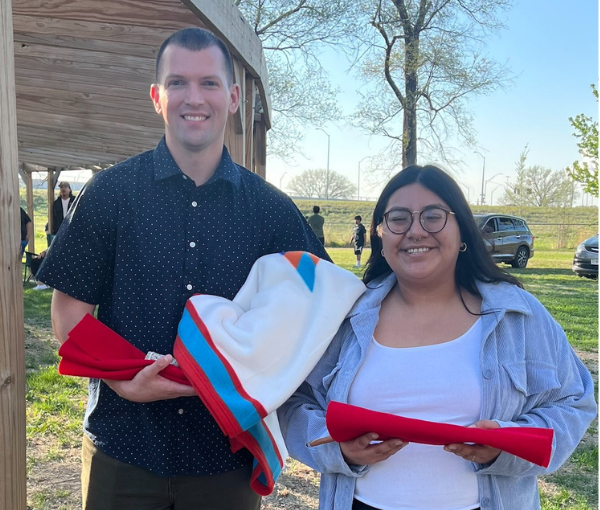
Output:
[174, 337, 245, 437]
[184, 302, 268, 419]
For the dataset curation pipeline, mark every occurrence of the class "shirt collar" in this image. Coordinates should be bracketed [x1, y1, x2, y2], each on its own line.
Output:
[152, 137, 242, 188]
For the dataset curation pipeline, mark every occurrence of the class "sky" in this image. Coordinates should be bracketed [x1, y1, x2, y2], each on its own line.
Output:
[264, 0, 599, 206]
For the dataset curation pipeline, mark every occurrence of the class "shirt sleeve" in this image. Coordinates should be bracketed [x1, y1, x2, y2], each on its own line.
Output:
[278, 321, 368, 477]
[37, 174, 118, 304]
[477, 301, 597, 477]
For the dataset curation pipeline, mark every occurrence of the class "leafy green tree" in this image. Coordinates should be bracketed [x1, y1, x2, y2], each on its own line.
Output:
[354, 0, 513, 167]
[287, 169, 357, 199]
[567, 84, 598, 197]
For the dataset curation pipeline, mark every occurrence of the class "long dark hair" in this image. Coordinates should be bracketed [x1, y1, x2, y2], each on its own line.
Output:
[362, 165, 522, 295]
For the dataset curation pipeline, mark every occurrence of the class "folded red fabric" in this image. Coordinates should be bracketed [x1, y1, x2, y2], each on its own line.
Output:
[58, 314, 190, 386]
[326, 401, 553, 467]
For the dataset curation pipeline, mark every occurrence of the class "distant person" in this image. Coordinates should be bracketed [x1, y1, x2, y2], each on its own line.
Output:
[20, 207, 32, 256]
[51, 181, 76, 237]
[37, 27, 329, 510]
[307, 205, 325, 245]
[350, 215, 367, 267]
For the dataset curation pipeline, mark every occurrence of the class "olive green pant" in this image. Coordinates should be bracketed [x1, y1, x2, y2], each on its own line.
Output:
[82, 435, 261, 510]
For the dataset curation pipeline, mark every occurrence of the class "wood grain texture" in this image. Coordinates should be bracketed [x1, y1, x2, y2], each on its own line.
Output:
[0, 1, 27, 508]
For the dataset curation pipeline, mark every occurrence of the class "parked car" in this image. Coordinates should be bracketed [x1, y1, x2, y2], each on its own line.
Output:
[473, 213, 535, 268]
[572, 234, 598, 278]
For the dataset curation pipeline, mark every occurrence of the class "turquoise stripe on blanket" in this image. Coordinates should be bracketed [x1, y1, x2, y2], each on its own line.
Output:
[178, 308, 262, 432]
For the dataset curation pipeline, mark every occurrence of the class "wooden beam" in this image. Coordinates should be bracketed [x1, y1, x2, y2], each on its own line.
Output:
[47, 167, 54, 234]
[24, 167, 35, 254]
[244, 73, 255, 171]
[0, 0, 27, 507]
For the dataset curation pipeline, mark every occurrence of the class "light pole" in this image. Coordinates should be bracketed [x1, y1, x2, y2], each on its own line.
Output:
[484, 173, 504, 201]
[317, 128, 330, 200]
[474, 151, 486, 205]
[279, 172, 287, 190]
[489, 184, 504, 206]
[358, 156, 372, 201]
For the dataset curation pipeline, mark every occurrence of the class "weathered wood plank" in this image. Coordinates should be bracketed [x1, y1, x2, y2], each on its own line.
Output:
[13, 0, 204, 30]
[245, 74, 255, 171]
[15, 42, 155, 71]
[16, 88, 161, 128]
[0, 0, 27, 506]
[13, 14, 173, 48]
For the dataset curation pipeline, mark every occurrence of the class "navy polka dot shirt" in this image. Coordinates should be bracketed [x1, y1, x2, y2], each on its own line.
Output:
[37, 138, 330, 476]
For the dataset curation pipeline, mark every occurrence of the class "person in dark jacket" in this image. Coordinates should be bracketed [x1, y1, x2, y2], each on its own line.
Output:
[52, 181, 76, 235]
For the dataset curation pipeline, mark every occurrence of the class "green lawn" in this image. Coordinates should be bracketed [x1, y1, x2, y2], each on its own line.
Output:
[23, 248, 597, 509]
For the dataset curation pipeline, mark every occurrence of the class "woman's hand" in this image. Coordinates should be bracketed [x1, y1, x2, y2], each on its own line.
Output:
[340, 433, 408, 466]
[443, 420, 501, 464]
[103, 355, 197, 402]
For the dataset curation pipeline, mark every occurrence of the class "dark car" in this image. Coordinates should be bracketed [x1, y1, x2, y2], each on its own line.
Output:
[572, 234, 598, 278]
[473, 214, 535, 268]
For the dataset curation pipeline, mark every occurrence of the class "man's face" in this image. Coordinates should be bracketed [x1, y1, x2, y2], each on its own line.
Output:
[150, 45, 240, 157]
[59, 185, 70, 199]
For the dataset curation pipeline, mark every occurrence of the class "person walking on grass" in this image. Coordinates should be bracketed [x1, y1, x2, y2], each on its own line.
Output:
[308, 205, 325, 245]
[37, 27, 328, 510]
[350, 215, 367, 267]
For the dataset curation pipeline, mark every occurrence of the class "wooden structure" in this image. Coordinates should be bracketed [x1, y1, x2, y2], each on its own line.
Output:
[13, 0, 271, 251]
[2, 1, 271, 508]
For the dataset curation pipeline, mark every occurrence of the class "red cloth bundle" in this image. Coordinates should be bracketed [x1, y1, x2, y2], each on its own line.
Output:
[326, 401, 553, 467]
[58, 314, 190, 386]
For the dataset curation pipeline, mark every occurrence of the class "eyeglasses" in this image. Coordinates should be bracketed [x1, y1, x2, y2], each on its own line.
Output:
[382, 207, 455, 235]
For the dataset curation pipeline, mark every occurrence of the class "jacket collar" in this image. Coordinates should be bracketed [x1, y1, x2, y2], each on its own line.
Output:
[347, 272, 532, 318]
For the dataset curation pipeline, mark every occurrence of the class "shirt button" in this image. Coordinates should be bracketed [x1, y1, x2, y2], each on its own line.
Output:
[483, 369, 493, 379]
[481, 497, 490, 507]
[178, 409, 184, 415]
[189, 242, 196, 248]
[186, 284, 193, 291]
[191, 201, 198, 207]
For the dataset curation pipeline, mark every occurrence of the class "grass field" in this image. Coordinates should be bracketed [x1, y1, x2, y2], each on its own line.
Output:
[23, 248, 597, 509]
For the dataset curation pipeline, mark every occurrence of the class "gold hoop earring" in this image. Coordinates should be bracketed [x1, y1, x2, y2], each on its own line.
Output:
[459, 242, 467, 252]
[381, 249, 385, 257]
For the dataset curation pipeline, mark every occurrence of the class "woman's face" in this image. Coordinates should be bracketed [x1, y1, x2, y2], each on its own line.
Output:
[380, 183, 462, 286]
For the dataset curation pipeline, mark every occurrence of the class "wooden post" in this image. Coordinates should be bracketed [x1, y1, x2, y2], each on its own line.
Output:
[47, 167, 55, 235]
[23, 164, 35, 253]
[0, 0, 28, 508]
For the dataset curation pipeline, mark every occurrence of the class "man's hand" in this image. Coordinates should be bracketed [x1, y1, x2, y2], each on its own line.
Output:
[443, 420, 501, 464]
[340, 433, 407, 466]
[103, 355, 196, 402]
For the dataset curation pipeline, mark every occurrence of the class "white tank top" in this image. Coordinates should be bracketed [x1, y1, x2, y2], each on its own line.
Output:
[348, 319, 482, 510]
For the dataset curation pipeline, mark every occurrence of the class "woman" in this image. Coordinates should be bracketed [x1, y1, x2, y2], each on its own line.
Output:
[279, 165, 596, 510]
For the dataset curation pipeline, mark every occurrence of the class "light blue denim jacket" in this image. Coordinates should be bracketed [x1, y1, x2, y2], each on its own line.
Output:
[279, 273, 597, 510]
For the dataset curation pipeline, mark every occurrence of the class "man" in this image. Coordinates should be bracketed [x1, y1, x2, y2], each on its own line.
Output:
[350, 215, 367, 267]
[307, 205, 325, 245]
[51, 181, 76, 236]
[20, 206, 33, 256]
[37, 28, 328, 510]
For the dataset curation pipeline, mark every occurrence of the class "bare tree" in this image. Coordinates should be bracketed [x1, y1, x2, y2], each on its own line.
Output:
[502, 150, 577, 208]
[287, 169, 357, 199]
[235, 0, 365, 158]
[354, 0, 513, 167]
